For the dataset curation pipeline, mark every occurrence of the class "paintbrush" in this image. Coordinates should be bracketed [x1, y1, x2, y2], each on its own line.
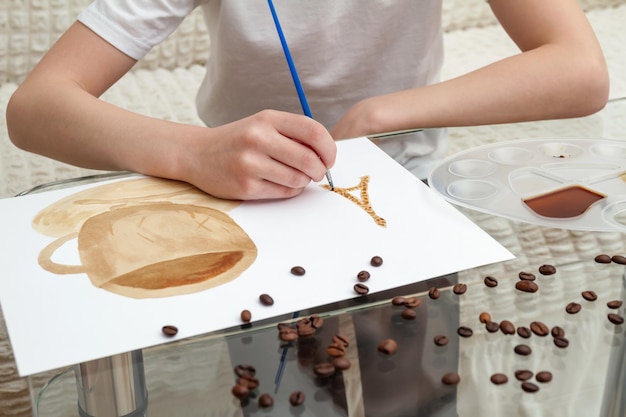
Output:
[267, 0, 334, 191]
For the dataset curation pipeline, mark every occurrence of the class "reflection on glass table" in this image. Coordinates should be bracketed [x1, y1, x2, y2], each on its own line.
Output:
[31, 256, 626, 417]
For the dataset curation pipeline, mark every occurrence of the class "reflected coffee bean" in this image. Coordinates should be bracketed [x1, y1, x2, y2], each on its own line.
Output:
[484, 276, 498, 288]
[332, 356, 351, 371]
[490, 373, 508, 385]
[428, 287, 441, 300]
[457, 326, 473, 338]
[237, 376, 259, 390]
[538, 264, 556, 275]
[391, 296, 406, 306]
[551, 326, 565, 338]
[404, 297, 422, 308]
[453, 283, 467, 295]
[289, 391, 306, 406]
[581, 290, 597, 301]
[607, 300, 623, 309]
[258, 393, 274, 408]
[377, 338, 398, 355]
[231, 384, 250, 400]
[401, 308, 417, 320]
[565, 302, 582, 314]
[314, 362, 336, 377]
[608, 313, 625, 325]
[595, 254, 612, 263]
[514, 344, 532, 356]
[332, 334, 350, 348]
[516, 280, 539, 293]
[500, 320, 515, 335]
[327, 342, 346, 358]
[517, 326, 532, 339]
[515, 370, 533, 381]
[553, 336, 569, 348]
[530, 321, 549, 337]
[518, 271, 536, 281]
[354, 283, 370, 295]
[434, 335, 449, 346]
[234, 364, 256, 378]
[441, 372, 461, 385]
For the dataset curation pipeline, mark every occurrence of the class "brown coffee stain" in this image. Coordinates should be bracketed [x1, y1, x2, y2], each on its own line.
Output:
[322, 176, 386, 227]
[34, 178, 257, 299]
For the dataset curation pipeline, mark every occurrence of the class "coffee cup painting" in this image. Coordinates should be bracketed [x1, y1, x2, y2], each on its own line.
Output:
[32, 177, 257, 299]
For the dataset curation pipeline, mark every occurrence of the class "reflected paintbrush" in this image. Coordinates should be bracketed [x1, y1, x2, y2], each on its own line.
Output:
[267, 0, 334, 191]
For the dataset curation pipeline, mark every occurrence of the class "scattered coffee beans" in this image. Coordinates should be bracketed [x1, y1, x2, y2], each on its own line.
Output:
[259, 293, 274, 306]
[521, 382, 539, 393]
[314, 362, 336, 377]
[608, 313, 624, 325]
[161, 325, 178, 337]
[290, 266, 306, 276]
[581, 290, 597, 301]
[457, 326, 473, 338]
[538, 264, 556, 275]
[500, 320, 515, 335]
[441, 372, 461, 385]
[332, 356, 351, 371]
[514, 344, 532, 356]
[484, 276, 498, 288]
[530, 321, 549, 337]
[611, 255, 626, 265]
[240, 309, 252, 323]
[289, 391, 305, 406]
[357, 270, 371, 282]
[258, 393, 274, 408]
[553, 336, 569, 348]
[607, 300, 623, 309]
[516, 280, 539, 293]
[377, 338, 398, 355]
[536, 371, 553, 383]
[486, 321, 500, 333]
[594, 254, 612, 263]
[517, 326, 532, 338]
[370, 256, 383, 267]
[434, 335, 449, 346]
[479, 312, 491, 324]
[453, 283, 467, 295]
[401, 308, 417, 320]
[428, 287, 441, 300]
[518, 271, 536, 281]
[354, 283, 370, 295]
[551, 326, 565, 338]
[515, 370, 533, 381]
[565, 302, 582, 314]
[490, 373, 508, 385]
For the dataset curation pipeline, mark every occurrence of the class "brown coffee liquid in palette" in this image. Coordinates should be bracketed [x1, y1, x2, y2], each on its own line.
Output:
[428, 139, 626, 232]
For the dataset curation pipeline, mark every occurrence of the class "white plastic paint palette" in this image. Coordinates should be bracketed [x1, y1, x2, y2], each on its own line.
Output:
[428, 139, 626, 231]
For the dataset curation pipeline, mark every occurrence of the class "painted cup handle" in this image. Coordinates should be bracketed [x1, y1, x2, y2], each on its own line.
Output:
[38, 232, 85, 274]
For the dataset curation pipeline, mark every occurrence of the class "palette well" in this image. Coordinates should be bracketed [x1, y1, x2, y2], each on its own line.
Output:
[428, 138, 626, 232]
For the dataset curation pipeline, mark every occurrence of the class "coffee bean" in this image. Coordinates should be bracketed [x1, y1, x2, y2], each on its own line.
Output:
[404, 297, 422, 308]
[237, 376, 260, 390]
[428, 287, 441, 300]
[500, 320, 515, 335]
[551, 326, 565, 338]
[314, 362, 336, 377]
[310, 314, 324, 329]
[279, 327, 297, 342]
[434, 335, 449, 346]
[231, 384, 250, 399]
[441, 372, 461, 385]
[391, 296, 406, 306]
[377, 338, 398, 355]
[515, 370, 533, 381]
[258, 393, 274, 408]
[234, 364, 256, 378]
[370, 256, 383, 267]
[332, 334, 350, 348]
[518, 271, 536, 281]
[401, 308, 417, 320]
[608, 313, 624, 325]
[565, 302, 582, 314]
[332, 356, 351, 371]
[514, 344, 532, 356]
[595, 254, 612, 263]
[290, 266, 306, 276]
[354, 283, 370, 295]
[296, 319, 316, 337]
[479, 312, 491, 324]
[521, 382, 539, 393]
[453, 283, 467, 295]
[581, 290, 597, 302]
[530, 321, 549, 337]
[327, 342, 347, 357]
[517, 326, 532, 338]
[289, 391, 305, 406]
[538, 264, 556, 275]
[553, 336, 569, 348]
[259, 293, 274, 306]
[612, 255, 626, 265]
[357, 270, 371, 282]
[607, 300, 623, 309]
[490, 373, 508, 385]
[457, 326, 473, 338]
[484, 276, 498, 288]
[536, 371, 553, 383]
[162, 325, 178, 337]
[240, 309, 251, 323]
[516, 280, 538, 293]
[486, 321, 500, 333]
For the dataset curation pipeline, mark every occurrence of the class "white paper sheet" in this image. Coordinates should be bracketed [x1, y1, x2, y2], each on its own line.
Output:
[0, 138, 513, 376]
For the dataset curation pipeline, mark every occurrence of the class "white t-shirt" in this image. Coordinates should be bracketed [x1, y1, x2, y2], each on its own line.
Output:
[79, 1, 446, 179]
